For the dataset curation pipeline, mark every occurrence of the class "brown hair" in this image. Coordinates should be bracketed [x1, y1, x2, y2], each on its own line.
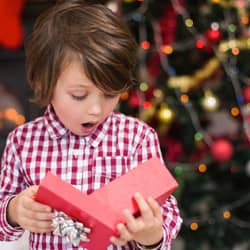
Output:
[25, 1, 137, 107]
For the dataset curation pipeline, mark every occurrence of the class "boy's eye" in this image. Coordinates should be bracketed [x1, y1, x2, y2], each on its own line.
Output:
[104, 93, 117, 98]
[71, 95, 86, 101]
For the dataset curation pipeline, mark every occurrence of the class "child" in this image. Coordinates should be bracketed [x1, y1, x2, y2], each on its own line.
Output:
[0, 1, 182, 249]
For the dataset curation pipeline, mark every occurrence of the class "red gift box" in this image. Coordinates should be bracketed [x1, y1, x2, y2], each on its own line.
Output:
[35, 157, 178, 249]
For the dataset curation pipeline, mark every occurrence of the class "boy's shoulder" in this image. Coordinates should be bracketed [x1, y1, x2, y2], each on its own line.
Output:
[8, 115, 45, 139]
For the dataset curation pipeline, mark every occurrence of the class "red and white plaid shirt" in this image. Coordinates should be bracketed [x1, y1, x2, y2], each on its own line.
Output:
[0, 105, 182, 250]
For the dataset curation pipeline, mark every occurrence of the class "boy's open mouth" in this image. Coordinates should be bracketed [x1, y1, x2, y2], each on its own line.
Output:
[82, 123, 93, 128]
[81, 122, 96, 128]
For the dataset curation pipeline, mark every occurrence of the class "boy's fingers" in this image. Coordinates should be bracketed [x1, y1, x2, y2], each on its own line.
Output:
[17, 186, 51, 212]
[28, 185, 39, 193]
[25, 185, 39, 198]
[110, 236, 127, 246]
[24, 209, 54, 221]
[147, 197, 162, 220]
[123, 209, 145, 233]
[123, 209, 137, 231]
[18, 214, 53, 233]
[22, 195, 51, 212]
[23, 200, 52, 212]
[117, 223, 133, 242]
[133, 192, 153, 220]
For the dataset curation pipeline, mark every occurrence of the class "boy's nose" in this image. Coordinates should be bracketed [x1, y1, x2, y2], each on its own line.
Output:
[87, 99, 102, 115]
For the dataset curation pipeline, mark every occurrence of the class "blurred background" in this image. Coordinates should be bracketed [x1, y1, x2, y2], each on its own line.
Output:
[1, 0, 250, 249]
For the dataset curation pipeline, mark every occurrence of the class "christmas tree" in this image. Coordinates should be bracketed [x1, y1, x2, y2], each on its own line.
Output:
[119, 0, 250, 249]
[1, 0, 250, 249]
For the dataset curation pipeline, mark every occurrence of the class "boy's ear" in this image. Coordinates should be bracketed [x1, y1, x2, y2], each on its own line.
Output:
[0, 0, 25, 49]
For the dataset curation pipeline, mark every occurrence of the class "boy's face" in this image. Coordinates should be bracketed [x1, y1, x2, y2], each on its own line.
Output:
[51, 58, 120, 136]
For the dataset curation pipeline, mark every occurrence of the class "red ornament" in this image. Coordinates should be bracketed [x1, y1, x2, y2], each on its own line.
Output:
[243, 86, 250, 103]
[205, 29, 221, 44]
[196, 39, 205, 49]
[0, 0, 25, 49]
[128, 92, 140, 107]
[210, 139, 233, 162]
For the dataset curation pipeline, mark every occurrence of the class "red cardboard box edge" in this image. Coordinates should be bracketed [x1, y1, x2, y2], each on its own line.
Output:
[35, 157, 179, 249]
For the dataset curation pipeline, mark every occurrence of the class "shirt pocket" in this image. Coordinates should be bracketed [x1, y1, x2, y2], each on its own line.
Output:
[92, 156, 133, 189]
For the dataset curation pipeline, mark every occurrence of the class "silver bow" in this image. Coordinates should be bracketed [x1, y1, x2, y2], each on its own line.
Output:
[52, 210, 91, 246]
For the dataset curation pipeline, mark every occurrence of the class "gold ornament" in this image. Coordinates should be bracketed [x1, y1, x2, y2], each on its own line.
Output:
[157, 104, 174, 124]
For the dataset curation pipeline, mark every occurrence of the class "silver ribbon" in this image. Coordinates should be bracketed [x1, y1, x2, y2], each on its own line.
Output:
[52, 210, 91, 246]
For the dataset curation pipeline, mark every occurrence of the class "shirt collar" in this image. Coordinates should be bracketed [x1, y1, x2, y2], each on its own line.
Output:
[87, 114, 112, 148]
[43, 104, 112, 148]
[44, 104, 68, 139]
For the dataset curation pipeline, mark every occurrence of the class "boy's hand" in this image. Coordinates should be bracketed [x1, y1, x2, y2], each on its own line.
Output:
[7, 185, 54, 233]
[110, 192, 163, 247]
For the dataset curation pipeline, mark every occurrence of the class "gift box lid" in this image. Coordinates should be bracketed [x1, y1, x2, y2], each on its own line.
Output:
[90, 156, 178, 217]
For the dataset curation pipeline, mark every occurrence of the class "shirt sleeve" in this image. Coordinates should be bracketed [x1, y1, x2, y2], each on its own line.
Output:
[132, 126, 183, 249]
[0, 131, 25, 240]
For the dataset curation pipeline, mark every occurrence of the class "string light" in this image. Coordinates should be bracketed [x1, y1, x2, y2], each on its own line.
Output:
[241, 16, 249, 25]
[180, 94, 189, 103]
[161, 45, 173, 54]
[190, 222, 199, 231]
[211, 0, 220, 4]
[231, 47, 240, 55]
[196, 40, 205, 49]
[185, 18, 194, 28]
[223, 210, 231, 219]
[143, 101, 151, 109]
[230, 107, 240, 117]
[198, 163, 207, 173]
[201, 90, 219, 112]
[174, 166, 183, 176]
[211, 0, 237, 8]
[140, 40, 150, 50]
[153, 89, 163, 99]
[120, 91, 129, 101]
[139, 82, 149, 92]
[194, 132, 203, 142]
[228, 24, 237, 33]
